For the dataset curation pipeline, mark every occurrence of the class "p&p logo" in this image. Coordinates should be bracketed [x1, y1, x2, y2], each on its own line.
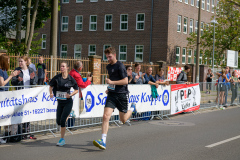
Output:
[85, 91, 95, 112]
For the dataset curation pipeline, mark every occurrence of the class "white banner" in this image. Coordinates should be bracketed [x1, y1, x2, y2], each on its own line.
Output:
[227, 50, 238, 68]
[170, 83, 201, 115]
[80, 85, 170, 118]
[0, 86, 79, 126]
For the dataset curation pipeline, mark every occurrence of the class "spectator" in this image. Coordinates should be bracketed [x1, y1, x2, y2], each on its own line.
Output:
[132, 63, 145, 84]
[176, 65, 191, 84]
[36, 56, 47, 85]
[28, 57, 36, 72]
[155, 68, 169, 85]
[69, 61, 92, 98]
[126, 66, 136, 84]
[230, 71, 239, 105]
[205, 69, 214, 94]
[218, 68, 226, 106]
[144, 66, 159, 88]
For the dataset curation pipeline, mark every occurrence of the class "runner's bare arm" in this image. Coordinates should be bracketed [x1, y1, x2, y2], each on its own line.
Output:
[105, 77, 128, 85]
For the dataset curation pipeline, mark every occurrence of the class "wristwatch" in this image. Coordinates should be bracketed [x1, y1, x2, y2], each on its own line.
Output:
[70, 95, 72, 98]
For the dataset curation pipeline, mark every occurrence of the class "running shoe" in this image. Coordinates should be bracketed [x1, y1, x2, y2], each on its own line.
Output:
[131, 103, 137, 116]
[0, 138, 6, 144]
[93, 139, 106, 150]
[56, 138, 65, 146]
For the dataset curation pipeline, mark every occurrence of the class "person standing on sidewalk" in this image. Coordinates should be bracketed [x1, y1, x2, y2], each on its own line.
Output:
[36, 56, 47, 85]
[205, 69, 214, 94]
[93, 47, 136, 150]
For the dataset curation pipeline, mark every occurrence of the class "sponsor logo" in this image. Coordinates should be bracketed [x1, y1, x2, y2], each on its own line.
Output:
[85, 91, 95, 112]
[162, 90, 169, 106]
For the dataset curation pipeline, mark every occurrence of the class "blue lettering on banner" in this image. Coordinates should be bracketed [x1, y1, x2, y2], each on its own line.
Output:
[0, 95, 39, 108]
[42, 92, 57, 105]
[85, 91, 95, 112]
[96, 93, 107, 105]
[162, 90, 169, 106]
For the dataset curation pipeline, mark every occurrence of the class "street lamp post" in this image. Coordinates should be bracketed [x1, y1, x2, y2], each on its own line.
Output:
[211, 16, 218, 72]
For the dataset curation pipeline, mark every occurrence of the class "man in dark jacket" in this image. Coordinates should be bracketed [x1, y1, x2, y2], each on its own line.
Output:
[176, 65, 191, 84]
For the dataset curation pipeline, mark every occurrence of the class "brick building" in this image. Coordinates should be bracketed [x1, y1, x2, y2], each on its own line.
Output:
[37, 0, 216, 65]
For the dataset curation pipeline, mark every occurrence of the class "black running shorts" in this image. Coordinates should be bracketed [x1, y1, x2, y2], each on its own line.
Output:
[105, 92, 128, 113]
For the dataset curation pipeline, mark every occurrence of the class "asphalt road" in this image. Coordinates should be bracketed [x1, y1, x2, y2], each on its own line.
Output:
[1, 107, 240, 160]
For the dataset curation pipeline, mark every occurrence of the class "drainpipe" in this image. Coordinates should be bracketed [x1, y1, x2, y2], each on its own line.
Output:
[58, 0, 62, 57]
[149, 0, 154, 63]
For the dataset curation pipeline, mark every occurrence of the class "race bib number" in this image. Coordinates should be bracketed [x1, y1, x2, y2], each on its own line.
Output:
[107, 84, 115, 90]
[56, 91, 67, 100]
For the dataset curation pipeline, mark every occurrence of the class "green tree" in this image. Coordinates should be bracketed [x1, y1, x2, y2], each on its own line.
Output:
[187, 0, 240, 68]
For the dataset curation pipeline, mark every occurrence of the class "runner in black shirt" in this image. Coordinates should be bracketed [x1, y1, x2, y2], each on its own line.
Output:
[93, 47, 136, 150]
[49, 62, 78, 146]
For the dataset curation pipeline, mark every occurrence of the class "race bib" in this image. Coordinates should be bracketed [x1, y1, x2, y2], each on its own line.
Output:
[56, 91, 67, 100]
[107, 84, 115, 90]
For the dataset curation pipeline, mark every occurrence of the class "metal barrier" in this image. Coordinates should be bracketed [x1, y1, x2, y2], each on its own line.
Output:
[1, 82, 239, 140]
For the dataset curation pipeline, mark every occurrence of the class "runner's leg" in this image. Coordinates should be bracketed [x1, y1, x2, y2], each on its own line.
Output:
[102, 107, 114, 134]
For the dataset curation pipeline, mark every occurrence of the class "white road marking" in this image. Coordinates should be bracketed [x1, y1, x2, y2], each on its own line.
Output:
[206, 135, 240, 148]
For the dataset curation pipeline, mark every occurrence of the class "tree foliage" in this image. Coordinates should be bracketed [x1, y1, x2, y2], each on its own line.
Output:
[187, 0, 240, 68]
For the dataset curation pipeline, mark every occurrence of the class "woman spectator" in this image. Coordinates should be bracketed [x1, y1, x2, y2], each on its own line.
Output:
[126, 66, 136, 84]
[230, 71, 239, 105]
[155, 68, 169, 85]
[11, 56, 37, 89]
[205, 69, 214, 94]
[218, 69, 226, 106]
[49, 62, 78, 146]
[132, 63, 145, 84]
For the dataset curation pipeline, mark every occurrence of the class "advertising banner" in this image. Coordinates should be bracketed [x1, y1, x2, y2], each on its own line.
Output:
[80, 85, 171, 118]
[167, 67, 183, 81]
[0, 86, 79, 126]
[170, 83, 200, 114]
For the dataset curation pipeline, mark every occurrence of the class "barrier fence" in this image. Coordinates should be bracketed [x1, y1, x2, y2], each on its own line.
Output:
[0, 82, 239, 140]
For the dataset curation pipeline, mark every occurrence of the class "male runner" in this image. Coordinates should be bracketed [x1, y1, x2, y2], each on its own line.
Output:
[93, 47, 136, 150]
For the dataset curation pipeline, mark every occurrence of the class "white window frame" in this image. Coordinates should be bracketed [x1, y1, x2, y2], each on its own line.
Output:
[89, 15, 97, 31]
[185, 0, 188, 4]
[195, 20, 198, 34]
[182, 48, 186, 64]
[190, 19, 193, 34]
[201, 22, 204, 36]
[199, 52, 203, 64]
[76, 0, 83, 3]
[61, 44, 67, 58]
[61, 16, 69, 32]
[196, 0, 199, 8]
[202, 0, 205, 10]
[103, 44, 111, 60]
[74, 44, 82, 59]
[212, 0, 215, 13]
[188, 49, 192, 64]
[206, 23, 209, 31]
[135, 45, 144, 62]
[62, 0, 69, 3]
[89, 44, 96, 56]
[90, 0, 98, 2]
[207, 0, 210, 11]
[176, 47, 180, 64]
[104, 14, 112, 31]
[105, 0, 113, 1]
[120, 14, 128, 31]
[41, 34, 46, 49]
[75, 15, 83, 31]
[177, 15, 181, 32]
[136, 13, 145, 30]
[178, 0, 182, 2]
[191, 0, 194, 6]
[119, 45, 127, 62]
[183, 17, 188, 34]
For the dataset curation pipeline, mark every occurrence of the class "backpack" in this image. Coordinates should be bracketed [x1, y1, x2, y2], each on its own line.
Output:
[4, 124, 22, 143]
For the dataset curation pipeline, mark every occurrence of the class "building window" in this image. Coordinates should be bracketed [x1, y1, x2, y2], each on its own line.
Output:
[188, 49, 192, 63]
[90, 0, 98, 2]
[136, 13, 145, 30]
[182, 48, 186, 64]
[135, 45, 143, 62]
[177, 15, 181, 32]
[105, 0, 113, 1]
[176, 47, 180, 64]
[89, 45, 96, 56]
[196, 0, 199, 8]
[120, 14, 128, 31]
[76, 0, 83, 3]
[61, 44, 67, 58]
[61, 16, 68, 32]
[119, 45, 127, 61]
[211, 0, 215, 13]
[105, 14, 112, 31]
[41, 34, 46, 49]
[201, 22, 204, 36]
[74, 44, 82, 59]
[202, 0, 205, 10]
[75, 15, 83, 31]
[89, 15, 97, 31]
[195, 20, 198, 34]
[103, 44, 111, 60]
[62, 0, 69, 3]
[185, 0, 188, 4]
[178, 0, 182, 2]
[183, 17, 187, 34]
[190, 19, 193, 34]
[200, 52, 203, 64]
[207, 0, 210, 11]
[206, 23, 209, 30]
[191, 0, 194, 6]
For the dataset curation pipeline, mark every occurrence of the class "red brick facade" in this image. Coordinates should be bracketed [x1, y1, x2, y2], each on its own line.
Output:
[37, 0, 215, 65]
